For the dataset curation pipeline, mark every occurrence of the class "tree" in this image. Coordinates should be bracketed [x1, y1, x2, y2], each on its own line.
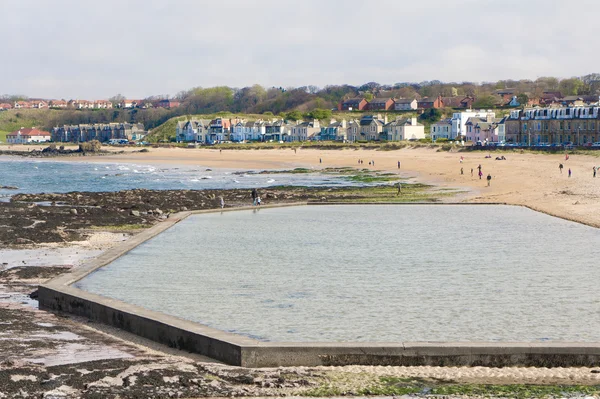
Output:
[558, 78, 584, 96]
[472, 95, 498, 109]
[108, 94, 125, 106]
[418, 108, 442, 123]
[516, 93, 529, 106]
[363, 92, 374, 101]
[285, 110, 303, 121]
[304, 108, 332, 120]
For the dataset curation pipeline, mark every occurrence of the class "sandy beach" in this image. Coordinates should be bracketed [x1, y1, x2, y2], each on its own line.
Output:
[54, 146, 600, 228]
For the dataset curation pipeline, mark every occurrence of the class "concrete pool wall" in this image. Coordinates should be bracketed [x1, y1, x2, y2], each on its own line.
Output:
[38, 202, 600, 368]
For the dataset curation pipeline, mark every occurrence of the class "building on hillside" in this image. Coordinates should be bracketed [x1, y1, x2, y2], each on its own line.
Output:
[465, 115, 506, 143]
[441, 96, 474, 109]
[359, 114, 386, 141]
[339, 98, 368, 111]
[430, 118, 452, 140]
[539, 91, 563, 106]
[30, 100, 48, 109]
[157, 99, 181, 109]
[562, 95, 599, 106]
[207, 118, 232, 144]
[451, 109, 495, 140]
[367, 97, 394, 111]
[393, 98, 418, 111]
[0, 103, 13, 110]
[383, 117, 425, 141]
[289, 120, 320, 142]
[231, 120, 266, 142]
[495, 89, 516, 105]
[50, 100, 68, 108]
[176, 120, 210, 143]
[417, 96, 443, 109]
[14, 101, 31, 109]
[505, 106, 600, 146]
[118, 99, 141, 109]
[94, 100, 113, 109]
[6, 128, 51, 144]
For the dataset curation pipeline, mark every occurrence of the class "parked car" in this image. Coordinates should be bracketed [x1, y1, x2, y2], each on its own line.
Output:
[591, 142, 600, 148]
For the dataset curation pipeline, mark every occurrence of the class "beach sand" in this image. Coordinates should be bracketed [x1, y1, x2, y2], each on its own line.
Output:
[58, 146, 600, 228]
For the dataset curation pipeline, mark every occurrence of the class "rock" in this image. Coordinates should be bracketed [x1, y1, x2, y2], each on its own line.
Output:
[0, 185, 18, 190]
[130, 210, 140, 217]
[70, 209, 78, 215]
[154, 209, 163, 215]
[181, 206, 188, 211]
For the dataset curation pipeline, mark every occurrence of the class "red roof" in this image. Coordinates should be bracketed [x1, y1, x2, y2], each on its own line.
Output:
[8, 128, 51, 137]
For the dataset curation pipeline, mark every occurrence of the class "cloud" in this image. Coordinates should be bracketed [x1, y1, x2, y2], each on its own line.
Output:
[2, 0, 600, 98]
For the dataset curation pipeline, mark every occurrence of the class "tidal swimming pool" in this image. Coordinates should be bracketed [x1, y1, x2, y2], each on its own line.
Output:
[75, 205, 600, 343]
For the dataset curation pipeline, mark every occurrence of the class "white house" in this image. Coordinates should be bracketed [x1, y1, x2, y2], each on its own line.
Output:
[451, 109, 495, 139]
[176, 119, 209, 143]
[383, 117, 425, 141]
[431, 118, 452, 140]
[394, 98, 418, 111]
[6, 128, 51, 144]
[289, 120, 320, 142]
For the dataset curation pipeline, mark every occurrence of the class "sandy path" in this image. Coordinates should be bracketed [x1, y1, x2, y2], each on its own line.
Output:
[51, 146, 600, 228]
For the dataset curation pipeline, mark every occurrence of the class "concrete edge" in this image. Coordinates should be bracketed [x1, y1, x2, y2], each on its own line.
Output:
[38, 201, 600, 368]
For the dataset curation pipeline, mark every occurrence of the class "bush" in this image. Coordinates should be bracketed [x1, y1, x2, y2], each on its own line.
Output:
[79, 140, 102, 152]
[435, 138, 449, 143]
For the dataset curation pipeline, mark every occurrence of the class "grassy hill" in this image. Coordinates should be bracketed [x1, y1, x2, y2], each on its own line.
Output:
[0, 109, 62, 133]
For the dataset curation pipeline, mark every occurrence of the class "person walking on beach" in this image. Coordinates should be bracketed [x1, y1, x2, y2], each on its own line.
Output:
[319, 158, 322, 164]
[397, 160, 400, 169]
[372, 160, 375, 166]
[478, 170, 483, 179]
[568, 168, 572, 178]
[565, 153, 569, 161]
[396, 181, 402, 196]
[461, 167, 464, 175]
[219, 196, 225, 209]
[251, 188, 258, 206]
[559, 163, 563, 174]
[594, 166, 597, 178]
[471, 168, 473, 177]
[487, 173, 492, 186]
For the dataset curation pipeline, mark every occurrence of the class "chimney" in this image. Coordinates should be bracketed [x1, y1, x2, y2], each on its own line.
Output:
[486, 114, 494, 123]
[383, 114, 388, 124]
[313, 119, 320, 128]
[341, 119, 347, 128]
[411, 117, 417, 126]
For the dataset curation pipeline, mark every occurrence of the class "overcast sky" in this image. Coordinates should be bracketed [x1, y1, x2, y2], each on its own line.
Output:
[3, 0, 599, 99]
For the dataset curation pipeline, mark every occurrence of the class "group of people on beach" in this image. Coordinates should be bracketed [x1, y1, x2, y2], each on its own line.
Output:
[460, 157, 492, 186]
[356, 159, 375, 166]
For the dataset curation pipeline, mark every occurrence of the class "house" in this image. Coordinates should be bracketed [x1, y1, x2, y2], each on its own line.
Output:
[14, 101, 31, 109]
[450, 110, 495, 140]
[0, 103, 13, 110]
[367, 97, 394, 111]
[52, 123, 146, 143]
[50, 100, 68, 108]
[417, 96, 443, 109]
[394, 98, 418, 111]
[383, 117, 425, 141]
[119, 100, 141, 109]
[430, 119, 453, 140]
[30, 100, 48, 109]
[94, 100, 113, 109]
[264, 120, 292, 142]
[289, 120, 320, 142]
[339, 98, 367, 111]
[359, 114, 386, 141]
[6, 127, 51, 144]
[157, 99, 181, 109]
[176, 119, 209, 143]
[494, 89, 517, 105]
[207, 118, 232, 143]
[562, 95, 598, 106]
[465, 115, 505, 143]
[319, 119, 348, 141]
[441, 96, 474, 109]
[539, 91, 563, 106]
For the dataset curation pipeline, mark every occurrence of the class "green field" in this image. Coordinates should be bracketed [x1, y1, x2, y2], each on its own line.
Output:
[0, 130, 8, 143]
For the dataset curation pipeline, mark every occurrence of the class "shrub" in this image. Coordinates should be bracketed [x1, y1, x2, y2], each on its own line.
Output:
[79, 140, 102, 152]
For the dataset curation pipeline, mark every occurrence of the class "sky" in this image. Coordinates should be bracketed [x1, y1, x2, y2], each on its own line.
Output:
[2, 0, 599, 99]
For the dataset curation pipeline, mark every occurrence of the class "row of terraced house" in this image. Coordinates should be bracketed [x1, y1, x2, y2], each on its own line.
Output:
[51, 123, 147, 143]
[176, 115, 425, 143]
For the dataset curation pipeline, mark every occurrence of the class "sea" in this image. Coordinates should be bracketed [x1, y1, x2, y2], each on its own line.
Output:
[0, 156, 374, 200]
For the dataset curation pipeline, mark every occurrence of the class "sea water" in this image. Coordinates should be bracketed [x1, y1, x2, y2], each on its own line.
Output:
[76, 205, 600, 342]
